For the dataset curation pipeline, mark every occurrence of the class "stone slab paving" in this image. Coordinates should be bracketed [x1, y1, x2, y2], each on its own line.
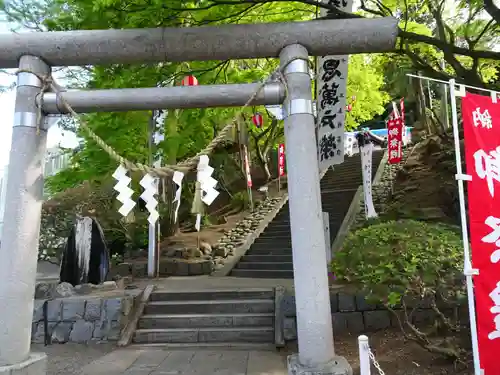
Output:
[81, 348, 287, 375]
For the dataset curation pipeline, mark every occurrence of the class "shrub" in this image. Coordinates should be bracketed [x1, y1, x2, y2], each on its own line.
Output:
[40, 180, 148, 261]
[331, 219, 469, 363]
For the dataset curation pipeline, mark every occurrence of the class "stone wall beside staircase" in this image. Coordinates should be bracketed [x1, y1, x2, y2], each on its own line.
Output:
[31, 293, 139, 344]
[280, 290, 467, 342]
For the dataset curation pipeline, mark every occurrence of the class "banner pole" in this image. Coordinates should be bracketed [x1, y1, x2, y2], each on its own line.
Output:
[449, 78, 481, 375]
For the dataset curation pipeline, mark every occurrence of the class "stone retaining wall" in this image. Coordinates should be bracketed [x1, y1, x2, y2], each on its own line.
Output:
[32, 295, 136, 344]
[281, 291, 467, 341]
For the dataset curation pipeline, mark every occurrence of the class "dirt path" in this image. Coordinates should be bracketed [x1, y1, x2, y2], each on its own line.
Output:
[283, 329, 471, 375]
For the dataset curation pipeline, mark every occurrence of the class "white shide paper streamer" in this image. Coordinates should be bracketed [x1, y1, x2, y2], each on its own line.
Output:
[195, 155, 220, 231]
[172, 171, 184, 223]
[112, 165, 136, 217]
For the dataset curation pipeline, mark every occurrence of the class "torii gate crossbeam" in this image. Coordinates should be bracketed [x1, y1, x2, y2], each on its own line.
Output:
[0, 18, 397, 68]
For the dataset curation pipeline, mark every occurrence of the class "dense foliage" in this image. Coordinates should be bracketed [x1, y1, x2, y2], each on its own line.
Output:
[331, 220, 468, 362]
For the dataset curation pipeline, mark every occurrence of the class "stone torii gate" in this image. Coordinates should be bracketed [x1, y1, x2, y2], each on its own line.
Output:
[0, 17, 397, 375]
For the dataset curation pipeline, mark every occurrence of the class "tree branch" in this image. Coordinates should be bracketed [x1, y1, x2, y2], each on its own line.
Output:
[484, 0, 500, 24]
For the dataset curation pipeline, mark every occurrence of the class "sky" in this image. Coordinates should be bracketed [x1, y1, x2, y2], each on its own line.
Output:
[0, 22, 78, 171]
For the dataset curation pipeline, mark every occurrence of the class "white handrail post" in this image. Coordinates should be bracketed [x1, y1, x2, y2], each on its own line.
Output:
[358, 335, 371, 375]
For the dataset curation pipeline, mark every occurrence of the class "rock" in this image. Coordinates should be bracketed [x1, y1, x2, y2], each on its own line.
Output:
[182, 248, 203, 258]
[74, 283, 95, 295]
[200, 241, 212, 255]
[51, 322, 72, 343]
[54, 282, 75, 297]
[34, 282, 53, 299]
[213, 246, 229, 258]
[100, 281, 117, 290]
[113, 275, 131, 289]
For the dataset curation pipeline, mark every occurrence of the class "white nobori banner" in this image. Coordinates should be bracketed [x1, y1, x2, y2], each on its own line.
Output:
[360, 142, 378, 219]
[316, 0, 353, 172]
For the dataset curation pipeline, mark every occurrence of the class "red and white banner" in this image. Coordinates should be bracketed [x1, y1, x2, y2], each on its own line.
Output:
[387, 117, 403, 164]
[462, 92, 500, 374]
[278, 143, 286, 177]
[243, 147, 252, 188]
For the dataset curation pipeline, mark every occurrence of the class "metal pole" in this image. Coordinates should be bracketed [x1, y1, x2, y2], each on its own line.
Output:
[280, 44, 348, 372]
[0, 55, 49, 370]
[0, 18, 398, 68]
[147, 113, 156, 278]
[441, 75, 450, 129]
[42, 83, 286, 113]
[449, 79, 481, 375]
[358, 335, 371, 375]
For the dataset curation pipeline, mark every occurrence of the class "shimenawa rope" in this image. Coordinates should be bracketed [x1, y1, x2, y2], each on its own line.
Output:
[17, 65, 294, 177]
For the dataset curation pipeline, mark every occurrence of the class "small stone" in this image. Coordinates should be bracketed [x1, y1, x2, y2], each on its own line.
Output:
[51, 322, 73, 343]
[54, 282, 75, 297]
[213, 246, 229, 258]
[100, 281, 118, 290]
[74, 284, 95, 295]
[199, 241, 212, 255]
[34, 283, 53, 299]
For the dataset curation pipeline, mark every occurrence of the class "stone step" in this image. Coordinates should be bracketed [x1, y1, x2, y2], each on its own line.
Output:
[128, 342, 276, 350]
[132, 326, 274, 344]
[258, 223, 343, 237]
[249, 232, 291, 239]
[243, 248, 292, 255]
[230, 269, 294, 279]
[149, 289, 274, 302]
[235, 262, 293, 270]
[138, 313, 274, 329]
[144, 299, 274, 315]
[241, 254, 292, 263]
[267, 214, 346, 224]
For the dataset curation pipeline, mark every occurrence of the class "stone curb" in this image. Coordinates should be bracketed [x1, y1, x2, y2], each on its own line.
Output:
[274, 285, 286, 348]
[117, 284, 155, 347]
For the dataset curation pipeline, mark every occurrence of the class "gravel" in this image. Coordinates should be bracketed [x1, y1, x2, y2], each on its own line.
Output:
[31, 343, 115, 375]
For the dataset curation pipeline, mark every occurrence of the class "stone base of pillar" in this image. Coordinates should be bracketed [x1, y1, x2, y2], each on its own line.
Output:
[0, 353, 46, 375]
[287, 354, 353, 375]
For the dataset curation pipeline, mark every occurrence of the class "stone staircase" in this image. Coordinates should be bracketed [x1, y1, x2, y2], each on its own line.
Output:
[132, 288, 276, 347]
[230, 151, 385, 279]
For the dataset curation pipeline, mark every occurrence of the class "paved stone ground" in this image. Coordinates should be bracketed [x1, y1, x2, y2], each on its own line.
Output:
[31, 343, 115, 375]
[36, 261, 59, 281]
[80, 348, 287, 375]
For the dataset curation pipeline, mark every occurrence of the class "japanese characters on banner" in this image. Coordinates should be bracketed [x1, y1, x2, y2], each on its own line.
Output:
[360, 141, 377, 219]
[387, 117, 403, 164]
[316, 0, 353, 171]
[461, 92, 500, 374]
[278, 143, 286, 177]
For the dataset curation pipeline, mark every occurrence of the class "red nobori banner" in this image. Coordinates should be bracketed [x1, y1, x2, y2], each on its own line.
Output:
[387, 118, 403, 164]
[278, 143, 286, 177]
[462, 92, 500, 374]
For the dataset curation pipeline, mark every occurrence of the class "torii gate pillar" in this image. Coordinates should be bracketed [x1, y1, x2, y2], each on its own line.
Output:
[280, 44, 351, 375]
[0, 55, 48, 373]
